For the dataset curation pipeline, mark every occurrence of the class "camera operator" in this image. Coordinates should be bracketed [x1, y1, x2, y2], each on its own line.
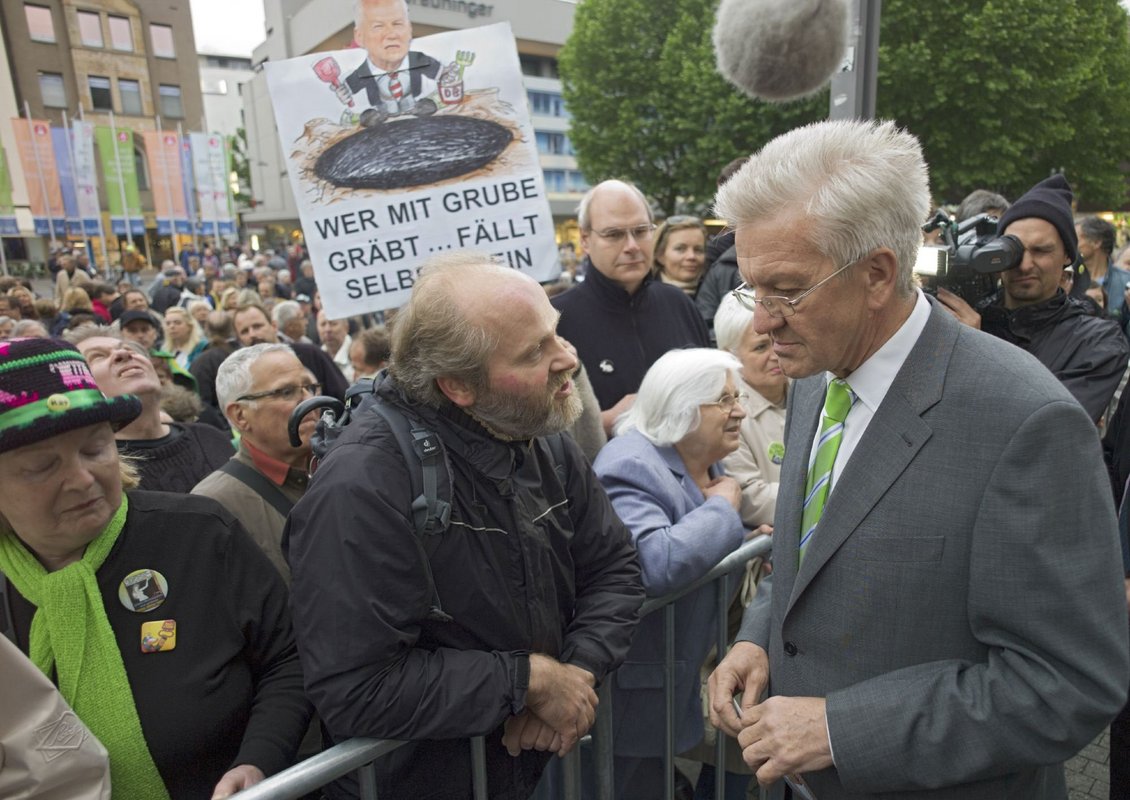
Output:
[937, 175, 1128, 424]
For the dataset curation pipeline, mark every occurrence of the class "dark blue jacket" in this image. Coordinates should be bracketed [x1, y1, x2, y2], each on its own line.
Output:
[552, 260, 710, 410]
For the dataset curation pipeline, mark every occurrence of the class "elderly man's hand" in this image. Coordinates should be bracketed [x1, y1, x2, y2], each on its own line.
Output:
[737, 696, 834, 786]
[708, 641, 769, 737]
[525, 655, 598, 756]
[935, 288, 982, 329]
[502, 711, 564, 757]
[210, 764, 266, 799]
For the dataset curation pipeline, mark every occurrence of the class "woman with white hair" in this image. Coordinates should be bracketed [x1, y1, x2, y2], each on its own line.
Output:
[714, 292, 789, 529]
[592, 347, 747, 798]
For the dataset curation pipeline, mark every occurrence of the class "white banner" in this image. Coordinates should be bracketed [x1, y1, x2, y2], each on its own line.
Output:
[189, 132, 231, 232]
[71, 121, 101, 228]
[265, 21, 557, 318]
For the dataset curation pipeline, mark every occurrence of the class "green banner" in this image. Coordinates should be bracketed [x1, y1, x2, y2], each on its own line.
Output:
[0, 146, 16, 235]
[95, 124, 143, 234]
[0, 145, 13, 214]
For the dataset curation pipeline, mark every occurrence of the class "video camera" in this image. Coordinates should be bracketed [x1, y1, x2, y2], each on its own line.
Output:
[915, 211, 1025, 305]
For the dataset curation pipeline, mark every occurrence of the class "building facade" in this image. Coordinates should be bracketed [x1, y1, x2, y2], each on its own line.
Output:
[0, 0, 205, 265]
[242, 0, 585, 249]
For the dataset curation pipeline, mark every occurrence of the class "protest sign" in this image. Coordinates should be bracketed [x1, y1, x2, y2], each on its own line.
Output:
[265, 21, 557, 318]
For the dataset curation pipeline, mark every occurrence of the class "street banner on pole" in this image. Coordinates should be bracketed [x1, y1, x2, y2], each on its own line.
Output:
[71, 121, 103, 235]
[189, 132, 234, 239]
[142, 130, 191, 234]
[51, 126, 82, 236]
[0, 146, 17, 236]
[95, 124, 144, 235]
[11, 118, 65, 237]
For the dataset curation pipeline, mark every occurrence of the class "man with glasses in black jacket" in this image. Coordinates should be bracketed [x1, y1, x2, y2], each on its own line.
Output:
[553, 180, 710, 437]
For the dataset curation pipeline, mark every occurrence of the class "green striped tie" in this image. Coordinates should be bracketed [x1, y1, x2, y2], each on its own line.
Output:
[800, 379, 856, 563]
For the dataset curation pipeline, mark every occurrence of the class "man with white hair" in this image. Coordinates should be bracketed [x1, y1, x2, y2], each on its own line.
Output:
[286, 252, 643, 799]
[272, 300, 311, 344]
[193, 344, 319, 580]
[707, 119, 1128, 798]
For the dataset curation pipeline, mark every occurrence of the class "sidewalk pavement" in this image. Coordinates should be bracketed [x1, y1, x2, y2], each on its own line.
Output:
[1067, 729, 1110, 800]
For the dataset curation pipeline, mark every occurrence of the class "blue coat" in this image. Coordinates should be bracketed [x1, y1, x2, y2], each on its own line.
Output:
[594, 429, 744, 757]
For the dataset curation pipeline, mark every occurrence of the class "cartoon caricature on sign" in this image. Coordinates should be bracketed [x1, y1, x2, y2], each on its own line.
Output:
[264, 1, 559, 319]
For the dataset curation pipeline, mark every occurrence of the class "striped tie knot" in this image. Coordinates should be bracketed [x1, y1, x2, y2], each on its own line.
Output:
[824, 378, 854, 423]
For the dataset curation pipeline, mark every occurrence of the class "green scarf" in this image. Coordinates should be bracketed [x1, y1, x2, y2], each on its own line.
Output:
[0, 495, 170, 800]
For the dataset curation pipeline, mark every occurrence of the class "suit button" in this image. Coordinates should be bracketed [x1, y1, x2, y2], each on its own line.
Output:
[783, 641, 798, 656]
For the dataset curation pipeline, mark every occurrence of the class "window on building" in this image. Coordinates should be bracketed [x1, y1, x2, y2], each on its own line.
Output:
[39, 72, 66, 108]
[77, 10, 103, 47]
[535, 132, 574, 156]
[535, 132, 561, 155]
[150, 24, 175, 58]
[519, 55, 558, 79]
[568, 171, 589, 193]
[119, 79, 142, 115]
[158, 84, 183, 118]
[108, 16, 132, 51]
[528, 91, 565, 118]
[543, 169, 565, 192]
[24, 4, 54, 43]
[88, 75, 112, 111]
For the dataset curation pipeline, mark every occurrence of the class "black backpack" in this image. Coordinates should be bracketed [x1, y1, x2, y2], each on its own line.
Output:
[287, 373, 567, 620]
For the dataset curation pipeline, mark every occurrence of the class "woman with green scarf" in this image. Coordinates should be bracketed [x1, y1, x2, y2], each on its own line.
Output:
[0, 337, 311, 799]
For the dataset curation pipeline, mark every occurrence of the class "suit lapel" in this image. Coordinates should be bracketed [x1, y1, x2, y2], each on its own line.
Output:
[783, 301, 959, 614]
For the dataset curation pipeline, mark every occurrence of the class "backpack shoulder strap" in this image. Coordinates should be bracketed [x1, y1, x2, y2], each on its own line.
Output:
[368, 399, 452, 621]
[219, 459, 295, 519]
[368, 401, 452, 536]
[545, 432, 568, 476]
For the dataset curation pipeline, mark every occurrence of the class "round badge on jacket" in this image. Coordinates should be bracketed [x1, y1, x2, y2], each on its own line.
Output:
[118, 569, 169, 613]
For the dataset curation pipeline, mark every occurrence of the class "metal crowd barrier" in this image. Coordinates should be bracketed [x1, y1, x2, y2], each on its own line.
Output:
[240, 535, 773, 800]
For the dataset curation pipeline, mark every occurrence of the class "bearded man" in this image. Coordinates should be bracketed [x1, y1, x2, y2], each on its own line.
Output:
[285, 253, 644, 799]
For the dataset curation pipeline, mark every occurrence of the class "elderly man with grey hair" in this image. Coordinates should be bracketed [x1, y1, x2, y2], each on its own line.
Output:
[285, 251, 643, 799]
[272, 299, 311, 344]
[192, 343, 320, 581]
[592, 346, 748, 798]
[552, 179, 710, 436]
[707, 119, 1128, 799]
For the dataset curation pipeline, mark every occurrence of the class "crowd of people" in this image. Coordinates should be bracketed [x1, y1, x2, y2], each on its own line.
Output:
[1, 117, 1130, 800]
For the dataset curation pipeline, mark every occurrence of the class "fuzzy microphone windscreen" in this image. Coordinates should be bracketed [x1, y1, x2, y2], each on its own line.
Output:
[713, 0, 850, 102]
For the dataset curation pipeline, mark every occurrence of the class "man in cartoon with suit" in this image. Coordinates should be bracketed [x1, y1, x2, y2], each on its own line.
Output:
[345, 0, 441, 126]
[706, 118, 1129, 798]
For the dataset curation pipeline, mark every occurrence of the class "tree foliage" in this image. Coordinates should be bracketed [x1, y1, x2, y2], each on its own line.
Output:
[560, 0, 1130, 213]
[557, 0, 824, 214]
[879, 0, 1130, 208]
[228, 127, 252, 207]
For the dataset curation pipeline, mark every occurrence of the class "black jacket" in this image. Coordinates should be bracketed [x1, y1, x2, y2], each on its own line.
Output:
[284, 375, 644, 799]
[7, 492, 311, 799]
[979, 289, 1129, 423]
[695, 244, 741, 344]
[552, 261, 710, 409]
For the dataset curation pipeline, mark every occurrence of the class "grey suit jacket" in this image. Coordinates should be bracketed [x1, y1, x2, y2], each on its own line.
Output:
[738, 299, 1130, 798]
